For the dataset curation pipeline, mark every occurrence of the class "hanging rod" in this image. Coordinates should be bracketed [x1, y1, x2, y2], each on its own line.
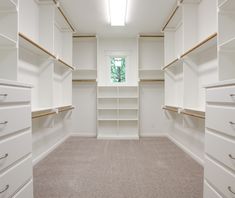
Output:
[139, 35, 164, 38]
[58, 106, 75, 113]
[162, 58, 179, 70]
[162, 105, 179, 113]
[58, 59, 74, 70]
[53, 0, 75, 32]
[32, 111, 57, 119]
[180, 33, 217, 58]
[73, 35, 96, 38]
[139, 79, 165, 83]
[19, 33, 56, 59]
[72, 79, 97, 83]
[180, 109, 205, 119]
[162, 0, 184, 32]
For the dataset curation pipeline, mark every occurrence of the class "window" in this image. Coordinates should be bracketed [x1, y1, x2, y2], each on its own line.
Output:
[110, 57, 126, 83]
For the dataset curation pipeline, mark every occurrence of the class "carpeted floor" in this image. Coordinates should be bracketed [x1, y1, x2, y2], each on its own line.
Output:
[33, 137, 203, 198]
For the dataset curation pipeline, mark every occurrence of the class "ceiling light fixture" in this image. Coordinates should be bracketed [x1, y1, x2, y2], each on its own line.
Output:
[109, 0, 127, 26]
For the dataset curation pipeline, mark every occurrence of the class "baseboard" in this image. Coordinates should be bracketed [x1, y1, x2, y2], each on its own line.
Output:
[140, 133, 167, 137]
[70, 133, 97, 138]
[32, 135, 70, 166]
[166, 134, 204, 166]
[97, 135, 139, 140]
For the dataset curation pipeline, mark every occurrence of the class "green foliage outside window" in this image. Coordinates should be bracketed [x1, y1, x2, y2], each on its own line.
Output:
[110, 57, 126, 83]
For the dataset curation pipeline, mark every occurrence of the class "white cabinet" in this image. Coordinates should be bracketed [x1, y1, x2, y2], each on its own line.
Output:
[0, 81, 33, 198]
[204, 81, 235, 198]
[97, 86, 139, 139]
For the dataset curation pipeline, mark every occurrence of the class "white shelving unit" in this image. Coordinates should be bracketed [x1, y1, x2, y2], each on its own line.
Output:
[138, 36, 164, 80]
[218, 0, 235, 80]
[18, 0, 74, 111]
[0, 0, 18, 80]
[163, 0, 218, 114]
[73, 36, 97, 80]
[97, 86, 139, 139]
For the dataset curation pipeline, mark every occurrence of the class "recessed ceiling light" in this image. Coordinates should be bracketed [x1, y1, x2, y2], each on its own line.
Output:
[109, 0, 127, 26]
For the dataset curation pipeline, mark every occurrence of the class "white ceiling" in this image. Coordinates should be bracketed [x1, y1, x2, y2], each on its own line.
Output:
[59, 0, 177, 37]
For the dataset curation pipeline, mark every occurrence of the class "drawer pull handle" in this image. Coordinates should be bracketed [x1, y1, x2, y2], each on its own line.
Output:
[229, 154, 235, 160]
[0, 153, 8, 160]
[229, 121, 235, 125]
[228, 186, 235, 195]
[230, 94, 235, 97]
[0, 121, 8, 125]
[0, 185, 9, 194]
[0, 94, 7, 97]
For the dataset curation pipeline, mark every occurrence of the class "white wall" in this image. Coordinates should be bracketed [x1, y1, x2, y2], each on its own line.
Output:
[70, 82, 97, 137]
[139, 82, 172, 137]
[97, 37, 138, 86]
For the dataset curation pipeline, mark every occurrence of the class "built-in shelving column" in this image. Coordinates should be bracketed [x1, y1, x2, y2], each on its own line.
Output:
[0, 0, 18, 80]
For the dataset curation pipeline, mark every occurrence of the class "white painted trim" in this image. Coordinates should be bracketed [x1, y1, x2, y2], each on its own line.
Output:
[140, 133, 167, 137]
[32, 135, 70, 166]
[166, 134, 204, 166]
[70, 133, 97, 138]
[97, 135, 139, 140]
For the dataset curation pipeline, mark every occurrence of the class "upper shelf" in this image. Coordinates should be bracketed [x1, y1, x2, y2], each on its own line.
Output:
[163, 33, 217, 70]
[219, 0, 235, 12]
[0, 0, 17, 11]
[0, 33, 17, 47]
[19, 33, 74, 70]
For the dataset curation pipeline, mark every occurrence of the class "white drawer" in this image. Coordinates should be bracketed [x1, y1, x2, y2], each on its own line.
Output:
[0, 106, 31, 138]
[0, 131, 31, 172]
[0, 155, 32, 198]
[205, 157, 235, 198]
[205, 131, 235, 171]
[207, 86, 235, 104]
[204, 180, 223, 198]
[12, 180, 33, 198]
[206, 106, 235, 138]
[0, 86, 30, 104]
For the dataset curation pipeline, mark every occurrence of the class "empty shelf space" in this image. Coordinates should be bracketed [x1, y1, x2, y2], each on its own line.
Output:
[0, 0, 17, 11]
[0, 33, 17, 47]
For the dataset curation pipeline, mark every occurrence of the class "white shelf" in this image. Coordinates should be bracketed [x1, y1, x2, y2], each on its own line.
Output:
[219, 0, 235, 11]
[0, 0, 17, 11]
[139, 69, 164, 80]
[0, 33, 17, 47]
[72, 69, 97, 80]
[219, 37, 235, 50]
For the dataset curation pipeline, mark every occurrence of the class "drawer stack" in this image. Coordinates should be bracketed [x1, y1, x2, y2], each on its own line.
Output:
[204, 82, 235, 198]
[0, 80, 33, 198]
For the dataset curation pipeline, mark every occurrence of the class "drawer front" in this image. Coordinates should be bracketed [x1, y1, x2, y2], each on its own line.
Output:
[0, 106, 31, 138]
[207, 86, 235, 104]
[0, 155, 32, 198]
[204, 180, 223, 198]
[206, 106, 235, 138]
[205, 131, 235, 171]
[12, 180, 33, 198]
[205, 157, 235, 198]
[0, 132, 31, 172]
[0, 86, 30, 104]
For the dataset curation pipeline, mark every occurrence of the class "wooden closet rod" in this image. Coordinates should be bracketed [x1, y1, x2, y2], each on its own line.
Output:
[181, 33, 217, 58]
[162, 106, 178, 113]
[19, 33, 56, 59]
[32, 111, 57, 119]
[58, 106, 75, 113]
[162, 58, 179, 70]
[162, 0, 184, 32]
[180, 111, 205, 119]
[53, 0, 75, 32]
[73, 35, 96, 38]
[58, 59, 74, 70]
[139, 79, 165, 82]
[139, 35, 164, 38]
[72, 80, 97, 83]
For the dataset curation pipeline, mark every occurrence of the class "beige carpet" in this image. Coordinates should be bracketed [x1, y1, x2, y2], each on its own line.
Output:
[33, 137, 203, 198]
